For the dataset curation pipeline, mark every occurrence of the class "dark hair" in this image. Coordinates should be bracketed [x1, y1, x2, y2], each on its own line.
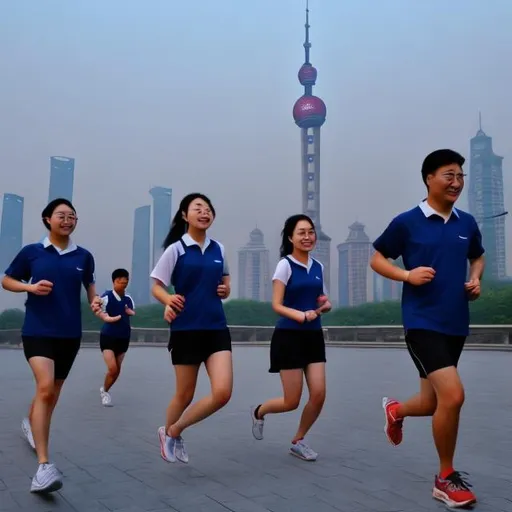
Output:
[41, 198, 76, 230]
[279, 214, 315, 257]
[421, 149, 465, 186]
[162, 193, 216, 249]
[112, 268, 129, 281]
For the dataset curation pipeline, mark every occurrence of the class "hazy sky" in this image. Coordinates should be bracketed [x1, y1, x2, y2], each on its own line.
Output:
[2, 0, 512, 309]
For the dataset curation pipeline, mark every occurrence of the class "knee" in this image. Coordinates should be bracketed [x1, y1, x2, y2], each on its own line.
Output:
[36, 381, 57, 403]
[175, 389, 195, 408]
[309, 389, 326, 409]
[438, 387, 465, 410]
[212, 387, 232, 409]
[107, 365, 120, 378]
[283, 396, 301, 412]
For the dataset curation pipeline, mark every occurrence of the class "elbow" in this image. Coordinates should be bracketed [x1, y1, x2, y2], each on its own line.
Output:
[271, 302, 281, 314]
[369, 252, 379, 271]
[1, 276, 10, 291]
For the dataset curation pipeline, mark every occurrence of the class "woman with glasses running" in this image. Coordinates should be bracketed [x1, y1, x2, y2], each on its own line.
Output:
[151, 193, 232, 464]
[251, 214, 331, 461]
[2, 198, 99, 493]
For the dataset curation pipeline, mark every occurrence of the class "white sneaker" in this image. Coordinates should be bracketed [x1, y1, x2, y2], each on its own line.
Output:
[290, 440, 318, 461]
[21, 417, 35, 450]
[100, 387, 113, 407]
[158, 426, 176, 463]
[250, 406, 264, 440]
[30, 463, 63, 493]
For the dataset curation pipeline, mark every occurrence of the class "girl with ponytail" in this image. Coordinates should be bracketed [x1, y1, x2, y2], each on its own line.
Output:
[150, 193, 233, 464]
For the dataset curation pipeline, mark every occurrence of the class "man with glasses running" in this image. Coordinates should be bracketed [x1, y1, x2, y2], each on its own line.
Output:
[370, 149, 484, 508]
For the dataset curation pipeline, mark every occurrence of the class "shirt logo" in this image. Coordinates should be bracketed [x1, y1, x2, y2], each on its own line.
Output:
[315, 276, 321, 280]
[458, 235, 468, 240]
[214, 260, 222, 263]
[76, 267, 83, 271]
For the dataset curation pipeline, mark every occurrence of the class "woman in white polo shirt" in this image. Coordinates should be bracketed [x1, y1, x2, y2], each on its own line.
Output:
[151, 193, 232, 465]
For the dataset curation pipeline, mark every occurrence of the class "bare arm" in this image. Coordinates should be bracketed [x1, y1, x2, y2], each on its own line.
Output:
[86, 283, 99, 304]
[1, 275, 32, 293]
[468, 255, 485, 281]
[152, 279, 172, 305]
[271, 280, 306, 324]
[370, 251, 409, 282]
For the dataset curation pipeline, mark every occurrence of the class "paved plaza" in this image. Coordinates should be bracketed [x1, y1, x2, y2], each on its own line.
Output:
[0, 345, 511, 512]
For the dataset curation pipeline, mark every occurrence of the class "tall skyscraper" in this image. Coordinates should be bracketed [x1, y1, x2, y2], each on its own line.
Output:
[237, 228, 271, 301]
[0, 193, 24, 272]
[337, 222, 372, 307]
[150, 187, 172, 267]
[131, 205, 151, 305]
[292, 3, 331, 290]
[48, 156, 75, 202]
[468, 115, 507, 280]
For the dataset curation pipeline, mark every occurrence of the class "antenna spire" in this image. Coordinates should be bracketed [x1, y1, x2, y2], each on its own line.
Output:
[478, 111, 482, 131]
[304, 0, 311, 64]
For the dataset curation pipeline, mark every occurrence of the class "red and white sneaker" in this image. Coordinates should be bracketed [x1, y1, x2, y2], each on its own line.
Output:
[433, 471, 477, 508]
[382, 397, 403, 446]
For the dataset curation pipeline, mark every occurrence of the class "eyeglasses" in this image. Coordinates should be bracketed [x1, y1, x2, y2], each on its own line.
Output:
[441, 172, 466, 183]
[53, 213, 77, 222]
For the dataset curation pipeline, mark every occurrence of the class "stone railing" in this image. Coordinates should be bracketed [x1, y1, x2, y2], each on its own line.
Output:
[0, 325, 511, 347]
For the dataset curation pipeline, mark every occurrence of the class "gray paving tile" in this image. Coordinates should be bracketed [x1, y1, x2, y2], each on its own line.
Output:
[0, 345, 510, 511]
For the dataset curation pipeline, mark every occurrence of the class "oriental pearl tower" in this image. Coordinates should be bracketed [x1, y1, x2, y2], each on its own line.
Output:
[293, 1, 331, 290]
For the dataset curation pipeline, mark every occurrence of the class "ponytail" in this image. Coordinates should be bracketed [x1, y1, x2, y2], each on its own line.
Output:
[162, 192, 216, 250]
[162, 211, 187, 249]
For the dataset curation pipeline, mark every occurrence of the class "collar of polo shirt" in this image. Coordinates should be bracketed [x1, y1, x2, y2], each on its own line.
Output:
[419, 199, 459, 223]
[42, 236, 78, 255]
[182, 233, 211, 253]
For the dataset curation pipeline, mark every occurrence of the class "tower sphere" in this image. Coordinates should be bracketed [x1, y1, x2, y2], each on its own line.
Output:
[293, 95, 326, 128]
[298, 63, 317, 86]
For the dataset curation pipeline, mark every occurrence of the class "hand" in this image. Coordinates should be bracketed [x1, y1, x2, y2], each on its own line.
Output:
[166, 294, 185, 312]
[125, 305, 135, 316]
[217, 284, 230, 299]
[98, 312, 122, 323]
[90, 295, 103, 313]
[164, 304, 178, 323]
[406, 267, 436, 286]
[316, 295, 332, 314]
[29, 280, 53, 296]
[465, 278, 481, 301]
[304, 310, 318, 323]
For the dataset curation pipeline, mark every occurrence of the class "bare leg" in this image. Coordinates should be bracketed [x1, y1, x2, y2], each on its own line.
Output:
[257, 369, 303, 418]
[397, 378, 437, 418]
[293, 363, 326, 442]
[28, 357, 60, 464]
[428, 366, 465, 474]
[171, 351, 232, 437]
[102, 351, 124, 392]
[165, 364, 200, 435]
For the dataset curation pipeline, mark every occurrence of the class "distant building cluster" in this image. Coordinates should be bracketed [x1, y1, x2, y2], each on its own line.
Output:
[0, 7, 508, 312]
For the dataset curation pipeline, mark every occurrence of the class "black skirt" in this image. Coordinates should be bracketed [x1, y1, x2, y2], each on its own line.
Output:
[269, 328, 326, 373]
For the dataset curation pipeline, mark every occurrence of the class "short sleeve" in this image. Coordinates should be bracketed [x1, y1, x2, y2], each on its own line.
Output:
[373, 217, 408, 260]
[218, 242, 230, 276]
[272, 259, 292, 285]
[4, 246, 32, 282]
[468, 217, 485, 260]
[126, 295, 135, 310]
[150, 244, 179, 287]
[82, 252, 95, 288]
[100, 292, 109, 314]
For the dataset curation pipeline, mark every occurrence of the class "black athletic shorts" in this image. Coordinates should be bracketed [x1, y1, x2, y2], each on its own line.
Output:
[100, 334, 130, 356]
[405, 329, 466, 378]
[22, 336, 81, 380]
[269, 328, 326, 373]
[168, 329, 232, 365]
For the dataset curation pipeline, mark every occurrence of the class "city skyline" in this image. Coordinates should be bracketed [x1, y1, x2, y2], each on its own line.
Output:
[1, 0, 512, 311]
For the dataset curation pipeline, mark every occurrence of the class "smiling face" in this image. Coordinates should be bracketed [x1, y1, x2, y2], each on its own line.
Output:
[427, 163, 465, 206]
[183, 198, 214, 231]
[113, 277, 129, 294]
[45, 203, 77, 237]
[290, 219, 316, 253]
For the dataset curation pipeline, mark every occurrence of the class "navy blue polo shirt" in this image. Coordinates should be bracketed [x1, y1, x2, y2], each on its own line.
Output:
[150, 234, 229, 331]
[373, 201, 485, 336]
[4, 237, 95, 338]
[100, 290, 134, 338]
[273, 256, 326, 330]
